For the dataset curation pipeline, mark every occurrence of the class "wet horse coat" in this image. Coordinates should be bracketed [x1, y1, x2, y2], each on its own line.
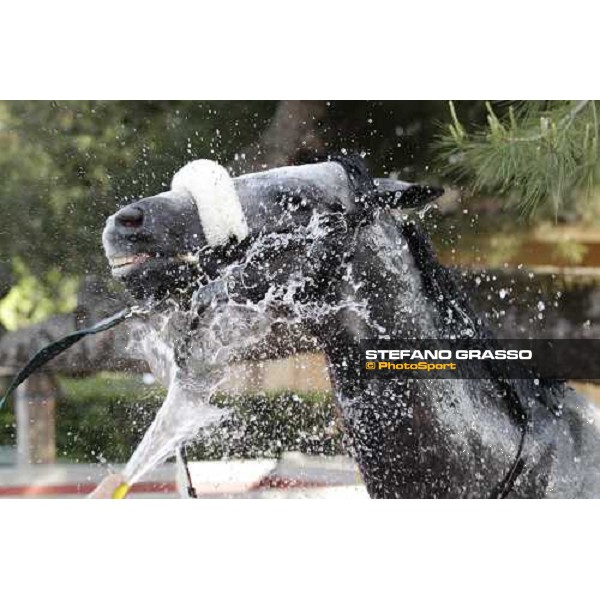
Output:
[102, 157, 600, 498]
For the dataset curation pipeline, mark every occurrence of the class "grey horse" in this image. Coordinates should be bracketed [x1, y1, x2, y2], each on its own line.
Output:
[102, 156, 600, 498]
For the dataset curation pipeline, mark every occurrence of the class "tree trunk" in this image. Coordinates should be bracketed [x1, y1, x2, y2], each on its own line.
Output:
[233, 100, 327, 173]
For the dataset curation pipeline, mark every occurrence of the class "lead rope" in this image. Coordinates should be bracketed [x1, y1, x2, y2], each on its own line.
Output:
[0, 303, 154, 410]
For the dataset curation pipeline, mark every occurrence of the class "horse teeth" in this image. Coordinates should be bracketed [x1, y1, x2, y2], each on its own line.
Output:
[178, 253, 199, 264]
[109, 254, 152, 268]
[111, 256, 135, 267]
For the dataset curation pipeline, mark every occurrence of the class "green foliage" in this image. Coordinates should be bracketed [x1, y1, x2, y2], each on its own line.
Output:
[0, 259, 78, 329]
[55, 373, 165, 463]
[437, 101, 600, 217]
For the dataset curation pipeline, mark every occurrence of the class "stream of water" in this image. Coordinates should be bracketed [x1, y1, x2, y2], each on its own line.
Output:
[115, 215, 364, 489]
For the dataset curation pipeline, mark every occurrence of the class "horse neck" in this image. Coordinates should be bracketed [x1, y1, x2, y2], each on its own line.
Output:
[317, 215, 522, 497]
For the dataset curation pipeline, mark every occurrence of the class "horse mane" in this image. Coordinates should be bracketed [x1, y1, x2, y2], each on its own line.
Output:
[402, 219, 487, 339]
[401, 217, 565, 416]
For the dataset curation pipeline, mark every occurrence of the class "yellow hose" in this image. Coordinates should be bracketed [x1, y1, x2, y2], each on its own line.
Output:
[111, 483, 130, 499]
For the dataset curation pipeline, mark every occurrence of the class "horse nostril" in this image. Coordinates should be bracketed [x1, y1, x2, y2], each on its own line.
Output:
[115, 205, 144, 229]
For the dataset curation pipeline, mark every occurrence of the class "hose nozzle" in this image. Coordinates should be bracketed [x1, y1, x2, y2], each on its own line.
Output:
[112, 483, 130, 499]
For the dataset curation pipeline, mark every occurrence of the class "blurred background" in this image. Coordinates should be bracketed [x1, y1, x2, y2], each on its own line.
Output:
[2, 100, 600, 496]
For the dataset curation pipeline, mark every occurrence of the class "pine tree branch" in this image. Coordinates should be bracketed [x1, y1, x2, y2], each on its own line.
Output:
[436, 101, 600, 217]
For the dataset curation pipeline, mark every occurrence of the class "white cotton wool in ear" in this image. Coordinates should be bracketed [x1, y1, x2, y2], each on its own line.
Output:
[171, 159, 249, 247]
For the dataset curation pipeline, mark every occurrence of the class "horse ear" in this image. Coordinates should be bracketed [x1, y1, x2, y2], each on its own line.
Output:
[369, 178, 444, 209]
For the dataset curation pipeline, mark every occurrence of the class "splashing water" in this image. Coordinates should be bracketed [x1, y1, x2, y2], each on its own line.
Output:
[118, 318, 225, 485]
[123, 370, 225, 485]
[116, 214, 370, 488]
[120, 300, 277, 486]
